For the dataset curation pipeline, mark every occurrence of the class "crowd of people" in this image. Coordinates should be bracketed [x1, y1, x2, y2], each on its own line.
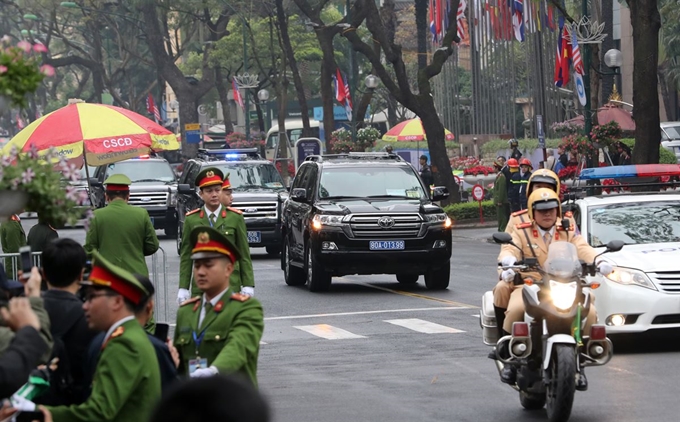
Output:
[0, 168, 268, 421]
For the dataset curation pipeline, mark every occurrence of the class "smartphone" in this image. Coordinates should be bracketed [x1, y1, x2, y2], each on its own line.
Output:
[19, 246, 32, 275]
[154, 323, 169, 341]
[16, 411, 45, 422]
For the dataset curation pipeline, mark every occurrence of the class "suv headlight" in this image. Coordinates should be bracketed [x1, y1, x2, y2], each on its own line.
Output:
[423, 213, 452, 228]
[312, 214, 344, 230]
[169, 191, 177, 207]
[605, 267, 657, 290]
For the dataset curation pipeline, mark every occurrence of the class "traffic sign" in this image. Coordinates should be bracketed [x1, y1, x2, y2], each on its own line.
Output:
[536, 115, 545, 149]
[185, 123, 201, 144]
[575, 73, 587, 106]
[471, 184, 485, 201]
[454, 175, 461, 185]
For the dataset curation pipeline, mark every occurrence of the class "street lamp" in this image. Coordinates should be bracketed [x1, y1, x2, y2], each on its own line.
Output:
[257, 89, 270, 132]
[364, 74, 379, 90]
[603, 49, 623, 72]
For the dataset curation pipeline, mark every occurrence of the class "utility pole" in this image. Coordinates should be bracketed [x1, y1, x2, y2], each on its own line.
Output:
[346, 0, 356, 143]
[242, 20, 250, 140]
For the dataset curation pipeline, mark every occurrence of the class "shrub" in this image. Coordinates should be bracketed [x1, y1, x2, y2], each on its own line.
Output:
[444, 200, 497, 221]
[618, 138, 677, 164]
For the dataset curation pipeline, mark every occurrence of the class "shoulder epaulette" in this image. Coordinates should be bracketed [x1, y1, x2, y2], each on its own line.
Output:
[511, 209, 528, 217]
[186, 209, 200, 216]
[227, 207, 243, 215]
[111, 326, 125, 339]
[230, 293, 250, 302]
[10, 215, 20, 222]
[180, 296, 201, 307]
[564, 211, 573, 218]
[515, 221, 532, 229]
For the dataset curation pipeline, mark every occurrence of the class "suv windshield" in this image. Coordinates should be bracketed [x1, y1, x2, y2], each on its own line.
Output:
[318, 166, 426, 200]
[106, 161, 176, 183]
[588, 201, 680, 246]
[214, 163, 285, 190]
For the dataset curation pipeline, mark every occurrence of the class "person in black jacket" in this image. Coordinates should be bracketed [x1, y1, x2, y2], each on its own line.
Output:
[419, 155, 434, 187]
[37, 239, 97, 405]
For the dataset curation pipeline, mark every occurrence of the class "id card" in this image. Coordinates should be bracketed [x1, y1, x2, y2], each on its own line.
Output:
[188, 358, 208, 374]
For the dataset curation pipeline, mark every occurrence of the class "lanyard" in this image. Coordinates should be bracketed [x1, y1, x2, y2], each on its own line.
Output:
[192, 329, 207, 352]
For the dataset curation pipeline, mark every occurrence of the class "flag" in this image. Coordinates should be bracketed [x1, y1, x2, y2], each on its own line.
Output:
[430, 0, 438, 42]
[500, 0, 513, 40]
[546, 2, 556, 32]
[511, 0, 524, 42]
[146, 93, 161, 123]
[571, 26, 584, 75]
[485, 2, 500, 40]
[554, 15, 571, 87]
[456, 0, 468, 40]
[232, 78, 244, 110]
[333, 68, 353, 120]
[16, 113, 25, 130]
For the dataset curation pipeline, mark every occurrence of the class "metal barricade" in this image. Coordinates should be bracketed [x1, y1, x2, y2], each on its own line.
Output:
[0, 251, 42, 280]
[147, 247, 169, 323]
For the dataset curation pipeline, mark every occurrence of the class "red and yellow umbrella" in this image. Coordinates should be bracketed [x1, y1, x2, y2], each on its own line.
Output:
[382, 118, 455, 142]
[2, 103, 179, 166]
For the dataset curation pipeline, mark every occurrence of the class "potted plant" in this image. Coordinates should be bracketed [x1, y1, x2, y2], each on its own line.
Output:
[462, 164, 496, 185]
[0, 36, 54, 112]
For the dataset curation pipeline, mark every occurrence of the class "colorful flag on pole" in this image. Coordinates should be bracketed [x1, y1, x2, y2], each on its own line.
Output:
[146, 93, 161, 123]
[554, 15, 571, 87]
[546, 1, 555, 32]
[457, 0, 468, 40]
[333, 68, 353, 120]
[232, 78, 244, 110]
[511, 0, 525, 42]
[430, 0, 438, 42]
[571, 26, 584, 75]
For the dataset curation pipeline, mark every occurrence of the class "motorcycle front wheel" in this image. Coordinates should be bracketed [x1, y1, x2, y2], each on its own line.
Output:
[545, 344, 576, 422]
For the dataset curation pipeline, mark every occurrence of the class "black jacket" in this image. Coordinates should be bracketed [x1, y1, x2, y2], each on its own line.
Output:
[0, 326, 48, 398]
[420, 164, 434, 187]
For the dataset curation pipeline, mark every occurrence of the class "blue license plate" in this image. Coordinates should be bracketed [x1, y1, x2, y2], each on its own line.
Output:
[247, 231, 262, 244]
[369, 240, 405, 250]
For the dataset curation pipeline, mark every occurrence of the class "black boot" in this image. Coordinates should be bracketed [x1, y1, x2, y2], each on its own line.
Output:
[576, 370, 588, 391]
[500, 364, 517, 385]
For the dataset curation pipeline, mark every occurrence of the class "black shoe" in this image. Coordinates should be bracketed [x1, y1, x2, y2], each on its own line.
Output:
[575, 372, 588, 391]
[487, 348, 498, 360]
[500, 364, 517, 385]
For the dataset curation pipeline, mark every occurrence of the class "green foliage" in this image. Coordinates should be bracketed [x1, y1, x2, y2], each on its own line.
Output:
[0, 148, 85, 227]
[0, 39, 48, 108]
[444, 200, 497, 221]
[619, 138, 678, 164]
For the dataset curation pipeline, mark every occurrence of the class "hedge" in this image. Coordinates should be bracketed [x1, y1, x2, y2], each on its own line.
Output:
[482, 138, 562, 154]
[444, 200, 497, 221]
[618, 138, 677, 164]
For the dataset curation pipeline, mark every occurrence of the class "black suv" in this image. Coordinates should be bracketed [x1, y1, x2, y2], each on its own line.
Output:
[281, 152, 452, 292]
[176, 148, 288, 255]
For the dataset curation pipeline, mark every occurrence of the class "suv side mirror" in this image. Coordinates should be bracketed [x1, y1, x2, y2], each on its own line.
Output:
[178, 184, 193, 194]
[89, 178, 102, 187]
[432, 186, 449, 201]
[291, 188, 307, 202]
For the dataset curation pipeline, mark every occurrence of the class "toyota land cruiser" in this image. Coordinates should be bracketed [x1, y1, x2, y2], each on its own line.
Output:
[281, 152, 453, 292]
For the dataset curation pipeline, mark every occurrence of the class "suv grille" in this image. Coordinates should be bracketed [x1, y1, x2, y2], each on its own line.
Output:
[649, 271, 680, 294]
[349, 214, 422, 238]
[232, 201, 278, 219]
[128, 191, 168, 207]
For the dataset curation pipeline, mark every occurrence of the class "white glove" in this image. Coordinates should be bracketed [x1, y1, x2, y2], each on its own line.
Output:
[190, 366, 218, 378]
[241, 286, 255, 296]
[501, 256, 517, 267]
[177, 288, 191, 304]
[501, 269, 516, 282]
[597, 262, 614, 276]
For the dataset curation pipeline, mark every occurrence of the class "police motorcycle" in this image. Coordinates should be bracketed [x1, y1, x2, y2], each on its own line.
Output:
[480, 231, 624, 422]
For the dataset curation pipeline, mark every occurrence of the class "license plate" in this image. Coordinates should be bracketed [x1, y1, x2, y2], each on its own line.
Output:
[247, 231, 262, 244]
[369, 240, 405, 250]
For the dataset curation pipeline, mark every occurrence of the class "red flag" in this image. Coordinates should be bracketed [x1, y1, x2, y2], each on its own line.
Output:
[554, 18, 571, 87]
[232, 79, 244, 110]
[146, 93, 161, 123]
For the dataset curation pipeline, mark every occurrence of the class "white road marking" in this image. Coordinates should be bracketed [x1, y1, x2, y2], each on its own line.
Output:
[265, 306, 467, 321]
[294, 324, 366, 340]
[384, 318, 465, 334]
[260, 341, 267, 345]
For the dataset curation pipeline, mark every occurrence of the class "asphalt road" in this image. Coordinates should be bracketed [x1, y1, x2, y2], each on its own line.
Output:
[18, 220, 680, 422]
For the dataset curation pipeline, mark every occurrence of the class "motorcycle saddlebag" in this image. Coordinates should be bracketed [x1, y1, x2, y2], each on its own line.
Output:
[480, 291, 498, 345]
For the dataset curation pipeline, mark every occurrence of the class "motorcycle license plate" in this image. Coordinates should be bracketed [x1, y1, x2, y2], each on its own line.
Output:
[247, 231, 262, 244]
[369, 240, 405, 250]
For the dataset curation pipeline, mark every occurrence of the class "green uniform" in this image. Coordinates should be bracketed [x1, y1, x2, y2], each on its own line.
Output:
[27, 222, 58, 252]
[179, 206, 254, 296]
[493, 172, 510, 232]
[174, 290, 264, 385]
[0, 215, 27, 280]
[46, 318, 161, 422]
[84, 200, 159, 276]
[0, 297, 53, 363]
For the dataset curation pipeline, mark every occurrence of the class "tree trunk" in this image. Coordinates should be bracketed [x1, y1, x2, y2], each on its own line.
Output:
[215, 67, 234, 133]
[177, 91, 201, 157]
[415, 0, 428, 71]
[317, 29, 337, 146]
[627, 0, 662, 164]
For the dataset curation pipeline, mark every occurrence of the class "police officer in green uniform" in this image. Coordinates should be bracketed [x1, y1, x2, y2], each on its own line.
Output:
[27, 214, 59, 253]
[0, 213, 27, 280]
[42, 251, 161, 422]
[174, 226, 263, 385]
[219, 174, 255, 296]
[84, 174, 159, 277]
[177, 168, 254, 303]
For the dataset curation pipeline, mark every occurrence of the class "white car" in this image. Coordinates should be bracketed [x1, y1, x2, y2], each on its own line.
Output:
[566, 166, 680, 334]
[661, 121, 680, 163]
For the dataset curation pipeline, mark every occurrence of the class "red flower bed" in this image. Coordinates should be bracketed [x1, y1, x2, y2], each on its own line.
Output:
[463, 165, 495, 176]
[274, 160, 296, 178]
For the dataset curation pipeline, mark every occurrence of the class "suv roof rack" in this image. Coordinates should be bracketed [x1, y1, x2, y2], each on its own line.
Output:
[197, 148, 262, 161]
[304, 152, 403, 163]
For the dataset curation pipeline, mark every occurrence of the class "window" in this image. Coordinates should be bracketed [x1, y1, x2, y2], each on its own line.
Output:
[292, 164, 310, 190]
[105, 161, 176, 183]
[318, 166, 427, 200]
[587, 201, 680, 246]
[185, 163, 201, 187]
[213, 163, 285, 190]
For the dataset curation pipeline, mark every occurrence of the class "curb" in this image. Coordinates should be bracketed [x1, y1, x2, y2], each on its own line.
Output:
[452, 221, 498, 229]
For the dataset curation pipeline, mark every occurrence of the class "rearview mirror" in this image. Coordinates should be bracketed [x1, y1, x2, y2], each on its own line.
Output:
[88, 178, 101, 187]
[605, 240, 625, 252]
[178, 184, 193, 194]
[492, 232, 513, 244]
[432, 186, 450, 201]
[291, 188, 307, 202]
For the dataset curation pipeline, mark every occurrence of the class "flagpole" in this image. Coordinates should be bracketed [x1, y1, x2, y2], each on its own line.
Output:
[581, 0, 592, 140]
[346, 0, 356, 143]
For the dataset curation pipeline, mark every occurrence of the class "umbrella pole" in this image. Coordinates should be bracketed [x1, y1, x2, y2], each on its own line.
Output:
[83, 152, 94, 208]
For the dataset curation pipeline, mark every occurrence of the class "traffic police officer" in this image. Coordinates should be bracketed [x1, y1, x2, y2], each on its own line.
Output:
[43, 251, 161, 421]
[174, 226, 264, 385]
[219, 174, 255, 296]
[496, 189, 612, 387]
[84, 174, 159, 277]
[0, 212, 27, 280]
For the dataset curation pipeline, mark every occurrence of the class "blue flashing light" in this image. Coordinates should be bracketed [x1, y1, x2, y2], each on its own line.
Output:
[225, 153, 240, 160]
[579, 165, 638, 180]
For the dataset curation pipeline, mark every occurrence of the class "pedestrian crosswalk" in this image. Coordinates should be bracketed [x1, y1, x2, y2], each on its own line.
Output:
[294, 324, 368, 340]
[384, 318, 464, 334]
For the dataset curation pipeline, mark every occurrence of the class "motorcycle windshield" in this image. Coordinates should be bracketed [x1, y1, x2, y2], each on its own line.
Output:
[543, 242, 582, 278]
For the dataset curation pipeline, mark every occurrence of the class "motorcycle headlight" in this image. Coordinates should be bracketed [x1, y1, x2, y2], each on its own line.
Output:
[550, 280, 578, 311]
[312, 214, 344, 230]
[605, 267, 657, 291]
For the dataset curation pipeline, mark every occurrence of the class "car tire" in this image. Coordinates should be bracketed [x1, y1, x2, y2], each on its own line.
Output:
[396, 274, 419, 284]
[306, 243, 331, 292]
[266, 245, 281, 256]
[165, 223, 178, 239]
[283, 236, 305, 286]
[424, 260, 450, 290]
[176, 223, 183, 255]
